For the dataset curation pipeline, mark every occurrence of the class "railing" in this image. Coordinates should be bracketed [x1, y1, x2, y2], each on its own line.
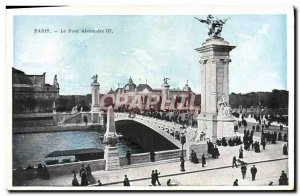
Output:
[155, 149, 186, 162]
[119, 152, 150, 166]
[119, 149, 186, 166]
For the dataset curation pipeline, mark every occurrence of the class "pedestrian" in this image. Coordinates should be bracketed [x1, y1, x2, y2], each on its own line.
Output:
[71, 170, 79, 186]
[123, 175, 130, 186]
[232, 156, 238, 168]
[233, 179, 238, 186]
[201, 154, 206, 167]
[167, 179, 178, 186]
[241, 164, 247, 179]
[150, 150, 156, 162]
[96, 180, 102, 186]
[250, 165, 257, 181]
[80, 170, 89, 186]
[283, 144, 288, 155]
[239, 146, 243, 158]
[86, 164, 92, 182]
[279, 171, 288, 185]
[261, 140, 266, 150]
[79, 164, 86, 177]
[151, 170, 156, 186]
[154, 170, 161, 186]
[191, 150, 198, 163]
[180, 156, 185, 171]
[126, 150, 132, 165]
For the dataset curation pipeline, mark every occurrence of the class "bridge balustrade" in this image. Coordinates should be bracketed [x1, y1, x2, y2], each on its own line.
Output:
[119, 152, 150, 166]
[118, 149, 186, 166]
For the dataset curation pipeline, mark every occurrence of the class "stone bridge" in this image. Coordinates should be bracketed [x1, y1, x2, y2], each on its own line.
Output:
[114, 113, 186, 149]
[56, 111, 191, 151]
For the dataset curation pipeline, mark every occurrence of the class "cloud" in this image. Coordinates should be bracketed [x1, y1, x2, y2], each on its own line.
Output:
[120, 51, 127, 56]
[258, 24, 271, 35]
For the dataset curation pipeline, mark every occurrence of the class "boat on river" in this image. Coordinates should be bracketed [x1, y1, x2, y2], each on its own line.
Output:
[45, 148, 104, 165]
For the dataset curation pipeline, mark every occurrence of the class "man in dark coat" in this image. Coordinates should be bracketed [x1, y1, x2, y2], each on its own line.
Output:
[201, 154, 206, 167]
[283, 133, 288, 142]
[278, 132, 282, 141]
[261, 139, 266, 150]
[150, 150, 156, 162]
[283, 144, 288, 155]
[250, 165, 257, 181]
[241, 164, 247, 179]
[123, 175, 130, 186]
[180, 156, 185, 171]
[151, 170, 156, 186]
[239, 146, 244, 158]
[154, 170, 161, 186]
[233, 179, 238, 186]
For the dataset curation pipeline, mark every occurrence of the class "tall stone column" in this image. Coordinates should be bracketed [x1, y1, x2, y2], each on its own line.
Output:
[91, 75, 100, 112]
[103, 106, 120, 171]
[196, 38, 236, 142]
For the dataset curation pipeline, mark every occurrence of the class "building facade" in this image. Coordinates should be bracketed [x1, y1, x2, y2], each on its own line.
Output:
[106, 77, 200, 113]
[12, 68, 60, 113]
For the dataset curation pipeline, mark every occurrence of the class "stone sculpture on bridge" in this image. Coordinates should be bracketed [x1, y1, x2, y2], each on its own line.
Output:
[71, 106, 78, 115]
[218, 95, 232, 117]
[194, 15, 229, 38]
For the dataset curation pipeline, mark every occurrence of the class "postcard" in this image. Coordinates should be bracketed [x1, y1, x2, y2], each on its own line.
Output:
[6, 5, 295, 191]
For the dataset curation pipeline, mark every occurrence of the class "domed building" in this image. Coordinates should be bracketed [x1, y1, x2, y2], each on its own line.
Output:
[183, 80, 192, 92]
[108, 77, 200, 112]
[123, 77, 136, 93]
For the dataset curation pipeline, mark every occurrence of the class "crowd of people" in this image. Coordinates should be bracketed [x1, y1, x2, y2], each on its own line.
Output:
[122, 108, 198, 127]
[216, 137, 243, 147]
[64, 110, 289, 187]
[207, 140, 221, 158]
[71, 164, 97, 186]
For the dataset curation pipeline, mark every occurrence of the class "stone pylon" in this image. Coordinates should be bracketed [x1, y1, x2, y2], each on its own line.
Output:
[103, 106, 120, 171]
[91, 75, 100, 112]
[196, 37, 236, 143]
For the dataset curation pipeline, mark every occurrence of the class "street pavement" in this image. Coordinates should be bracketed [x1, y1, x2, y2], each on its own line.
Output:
[22, 136, 289, 187]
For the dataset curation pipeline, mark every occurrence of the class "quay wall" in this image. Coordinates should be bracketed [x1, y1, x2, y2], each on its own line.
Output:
[13, 159, 106, 186]
[13, 124, 102, 134]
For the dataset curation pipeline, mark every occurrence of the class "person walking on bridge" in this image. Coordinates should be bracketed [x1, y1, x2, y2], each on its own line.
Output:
[201, 154, 206, 167]
[154, 170, 161, 186]
[251, 165, 257, 181]
[151, 170, 156, 186]
[241, 164, 247, 179]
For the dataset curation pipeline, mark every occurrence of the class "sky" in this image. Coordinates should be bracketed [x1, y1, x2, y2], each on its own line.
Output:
[13, 15, 287, 95]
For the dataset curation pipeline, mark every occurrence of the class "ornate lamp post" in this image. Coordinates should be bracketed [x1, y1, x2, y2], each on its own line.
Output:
[179, 124, 187, 170]
[180, 125, 186, 171]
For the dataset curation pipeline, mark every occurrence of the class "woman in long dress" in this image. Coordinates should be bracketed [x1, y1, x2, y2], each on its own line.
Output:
[72, 170, 79, 186]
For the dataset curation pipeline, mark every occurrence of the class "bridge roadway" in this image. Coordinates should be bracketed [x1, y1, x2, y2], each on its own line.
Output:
[114, 113, 188, 149]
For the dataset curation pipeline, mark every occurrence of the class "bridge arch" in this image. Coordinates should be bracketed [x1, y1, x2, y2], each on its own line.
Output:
[115, 119, 180, 152]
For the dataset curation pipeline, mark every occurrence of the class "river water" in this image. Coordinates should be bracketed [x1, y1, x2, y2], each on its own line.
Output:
[13, 131, 143, 169]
